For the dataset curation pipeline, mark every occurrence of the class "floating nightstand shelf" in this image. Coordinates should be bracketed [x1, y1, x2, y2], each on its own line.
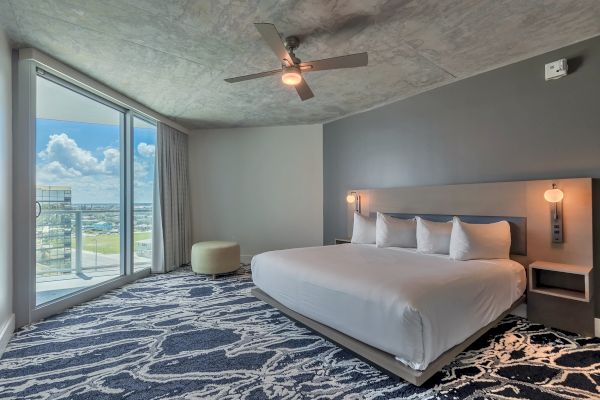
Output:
[527, 260, 594, 336]
[528, 261, 591, 302]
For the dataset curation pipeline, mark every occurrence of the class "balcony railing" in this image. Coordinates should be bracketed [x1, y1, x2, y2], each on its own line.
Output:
[36, 209, 152, 277]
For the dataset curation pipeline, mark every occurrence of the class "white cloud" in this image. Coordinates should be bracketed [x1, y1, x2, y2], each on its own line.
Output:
[38, 133, 119, 175]
[134, 161, 148, 179]
[101, 148, 120, 173]
[36, 133, 155, 203]
[41, 161, 82, 178]
[137, 142, 155, 158]
[36, 170, 121, 204]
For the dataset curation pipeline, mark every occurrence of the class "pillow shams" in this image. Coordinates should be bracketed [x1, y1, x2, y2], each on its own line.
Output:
[376, 212, 417, 248]
[351, 212, 376, 244]
[449, 217, 511, 260]
[416, 217, 452, 254]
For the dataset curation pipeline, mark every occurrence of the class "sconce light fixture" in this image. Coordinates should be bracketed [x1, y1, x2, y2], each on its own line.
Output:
[346, 191, 361, 213]
[544, 183, 564, 243]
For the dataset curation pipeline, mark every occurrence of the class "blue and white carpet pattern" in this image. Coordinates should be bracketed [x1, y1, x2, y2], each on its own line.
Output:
[0, 268, 599, 399]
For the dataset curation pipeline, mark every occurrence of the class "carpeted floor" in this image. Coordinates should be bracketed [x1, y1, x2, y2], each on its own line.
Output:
[0, 267, 598, 399]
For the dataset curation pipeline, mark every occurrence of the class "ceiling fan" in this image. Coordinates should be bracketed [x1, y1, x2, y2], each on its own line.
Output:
[224, 23, 368, 101]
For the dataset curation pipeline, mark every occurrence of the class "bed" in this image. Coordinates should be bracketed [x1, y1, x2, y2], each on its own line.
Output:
[251, 243, 526, 385]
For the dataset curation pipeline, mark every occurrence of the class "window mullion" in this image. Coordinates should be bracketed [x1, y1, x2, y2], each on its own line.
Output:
[123, 111, 134, 276]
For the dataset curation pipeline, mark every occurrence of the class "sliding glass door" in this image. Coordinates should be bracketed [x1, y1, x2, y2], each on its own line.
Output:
[30, 68, 156, 310]
[35, 73, 126, 305]
[11, 54, 162, 327]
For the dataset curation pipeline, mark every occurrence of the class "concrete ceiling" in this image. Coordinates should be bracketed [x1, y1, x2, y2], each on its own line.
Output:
[1, 0, 599, 129]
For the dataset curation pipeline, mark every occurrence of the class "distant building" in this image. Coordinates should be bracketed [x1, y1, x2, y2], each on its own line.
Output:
[36, 186, 72, 276]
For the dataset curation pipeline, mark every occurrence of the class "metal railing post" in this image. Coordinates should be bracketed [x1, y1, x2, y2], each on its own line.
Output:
[75, 211, 83, 274]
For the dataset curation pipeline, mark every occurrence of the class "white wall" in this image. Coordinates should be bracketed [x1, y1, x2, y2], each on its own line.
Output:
[189, 125, 323, 262]
[0, 28, 14, 354]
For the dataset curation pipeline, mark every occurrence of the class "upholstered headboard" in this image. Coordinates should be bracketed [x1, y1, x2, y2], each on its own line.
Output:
[348, 178, 592, 267]
[371, 212, 527, 255]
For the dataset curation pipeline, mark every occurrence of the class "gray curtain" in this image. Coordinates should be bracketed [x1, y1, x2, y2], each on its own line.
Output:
[153, 122, 192, 273]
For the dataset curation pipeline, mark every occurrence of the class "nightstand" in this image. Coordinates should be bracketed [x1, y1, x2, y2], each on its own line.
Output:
[527, 261, 594, 336]
[334, 238, 351, 244]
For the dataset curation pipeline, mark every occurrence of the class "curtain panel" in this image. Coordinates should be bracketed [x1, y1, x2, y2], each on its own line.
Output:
[153, 122, 192, 273]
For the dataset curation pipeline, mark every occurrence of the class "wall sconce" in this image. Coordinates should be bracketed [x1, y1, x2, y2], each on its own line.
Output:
[544, 183, 564, 243]
[346, 191, 361, 213]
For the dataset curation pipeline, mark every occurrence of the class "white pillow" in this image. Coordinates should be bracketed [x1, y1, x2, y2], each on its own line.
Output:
[449, 217, 511, 260]
[351, 212, 376, 244]
[416, 217, 452, 254]
[376, 212, 417, 248]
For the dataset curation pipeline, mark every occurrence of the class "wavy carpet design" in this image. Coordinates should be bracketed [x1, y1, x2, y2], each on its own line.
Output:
[0, 268, 599, 399]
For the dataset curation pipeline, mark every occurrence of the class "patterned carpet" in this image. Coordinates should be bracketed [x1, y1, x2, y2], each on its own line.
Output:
[0, 268, 598, 400]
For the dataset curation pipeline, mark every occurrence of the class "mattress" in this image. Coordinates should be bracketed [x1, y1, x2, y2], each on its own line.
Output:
[251, 244, 526, 370]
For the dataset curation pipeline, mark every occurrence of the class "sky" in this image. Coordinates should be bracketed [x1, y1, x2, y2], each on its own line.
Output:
[36, 118, 156, 204]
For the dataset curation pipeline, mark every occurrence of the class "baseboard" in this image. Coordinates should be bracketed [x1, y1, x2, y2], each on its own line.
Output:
[595, 318, 600, 338]
[0, 313, 15, 359]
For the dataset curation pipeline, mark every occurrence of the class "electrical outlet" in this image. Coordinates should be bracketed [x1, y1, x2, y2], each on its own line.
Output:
[545, 58, 568, 81]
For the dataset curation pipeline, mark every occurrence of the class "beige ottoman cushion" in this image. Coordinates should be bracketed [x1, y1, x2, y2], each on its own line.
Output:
[191, 241, 240, 276]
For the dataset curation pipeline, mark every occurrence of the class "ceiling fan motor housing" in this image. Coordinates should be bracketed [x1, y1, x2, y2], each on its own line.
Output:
[284, 36, 301, 64]
[284, 36, 300, 51]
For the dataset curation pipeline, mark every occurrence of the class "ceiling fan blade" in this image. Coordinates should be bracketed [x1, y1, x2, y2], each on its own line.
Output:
[254, 23, 295, 66]
[300, 52, 368, 72]
[295, 78, 314, 101]
[224, 69, 280, 83]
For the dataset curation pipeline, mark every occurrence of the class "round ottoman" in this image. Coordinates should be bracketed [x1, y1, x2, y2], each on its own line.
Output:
[191, 241, 240, 278]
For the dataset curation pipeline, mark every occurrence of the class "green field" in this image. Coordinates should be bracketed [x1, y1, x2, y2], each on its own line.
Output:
[79, 232, 151, 254]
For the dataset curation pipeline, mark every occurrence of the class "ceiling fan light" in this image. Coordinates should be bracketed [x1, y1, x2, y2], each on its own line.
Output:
[281, 67, 302, 85]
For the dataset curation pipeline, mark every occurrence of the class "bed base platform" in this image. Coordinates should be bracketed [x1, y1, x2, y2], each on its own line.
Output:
[252, 287, 525, 387]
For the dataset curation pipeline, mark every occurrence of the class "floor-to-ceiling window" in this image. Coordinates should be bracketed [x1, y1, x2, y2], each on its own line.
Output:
[35, 73, 126, 305]
[32, 69, 154, 306]
[12, 52, 171, 328]
[133, 116, 156, 271]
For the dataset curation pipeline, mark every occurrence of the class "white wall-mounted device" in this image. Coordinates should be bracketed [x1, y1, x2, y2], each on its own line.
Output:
[545, 58, 568, 81]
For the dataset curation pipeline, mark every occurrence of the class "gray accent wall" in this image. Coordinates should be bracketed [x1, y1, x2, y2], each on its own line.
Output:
[323, 35, 600, 318]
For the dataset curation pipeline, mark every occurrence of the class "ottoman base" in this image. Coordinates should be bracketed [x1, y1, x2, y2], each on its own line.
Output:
[191, 241, 241, 276]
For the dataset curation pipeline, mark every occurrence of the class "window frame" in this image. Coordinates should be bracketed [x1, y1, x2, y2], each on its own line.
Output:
[15, 52, 162, 326]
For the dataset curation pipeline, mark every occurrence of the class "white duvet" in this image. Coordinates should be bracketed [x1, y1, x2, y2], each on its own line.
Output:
[251, 244, 526, 370]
